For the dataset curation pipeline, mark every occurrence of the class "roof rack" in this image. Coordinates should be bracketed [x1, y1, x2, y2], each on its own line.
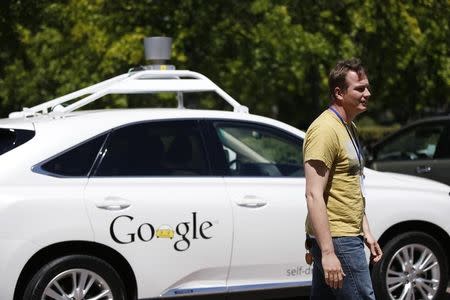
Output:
[8, 69, 249, 119]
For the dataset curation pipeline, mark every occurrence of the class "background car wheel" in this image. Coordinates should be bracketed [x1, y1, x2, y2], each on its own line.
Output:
[372, 231, 448, 300]
[23, 254, 127, 300]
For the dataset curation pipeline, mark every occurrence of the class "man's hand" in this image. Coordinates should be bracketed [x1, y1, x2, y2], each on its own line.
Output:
[322, 251, 346, 289]
[362, 214, 382, 263]
[364, 232, 383, 263]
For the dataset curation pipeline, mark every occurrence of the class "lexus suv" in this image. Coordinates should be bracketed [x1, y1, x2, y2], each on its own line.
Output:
[1, 66, 449, 300]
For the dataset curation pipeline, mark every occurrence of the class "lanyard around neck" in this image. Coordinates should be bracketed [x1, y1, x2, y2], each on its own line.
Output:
[328, 107, 363, 169]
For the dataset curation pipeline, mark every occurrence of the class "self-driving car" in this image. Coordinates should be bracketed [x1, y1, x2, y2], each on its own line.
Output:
[1, 37, 449, 300]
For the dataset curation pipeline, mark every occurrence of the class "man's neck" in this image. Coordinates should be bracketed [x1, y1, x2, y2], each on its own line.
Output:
[329, 103, 355, 124]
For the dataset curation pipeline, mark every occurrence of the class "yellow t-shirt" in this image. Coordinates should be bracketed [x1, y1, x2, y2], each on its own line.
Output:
[304, 109, 365, 237]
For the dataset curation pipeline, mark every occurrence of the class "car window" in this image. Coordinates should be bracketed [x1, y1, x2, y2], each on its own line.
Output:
[213, 122, 303, 177]
[94, 120, 209, 176]
[375, 122, 447, 161]
[434, 123, 450, 159]
[0, 128, 35, 156]
[39, 133, 107, 176]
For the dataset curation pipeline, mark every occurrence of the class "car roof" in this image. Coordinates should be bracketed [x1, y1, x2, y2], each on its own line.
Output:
[1, 108, 305, 140]
[41, 108, 298, 129]
[406, 115, 450, 124]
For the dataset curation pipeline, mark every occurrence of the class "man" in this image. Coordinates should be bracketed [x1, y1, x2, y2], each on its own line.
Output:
[304, 58, 383, 299]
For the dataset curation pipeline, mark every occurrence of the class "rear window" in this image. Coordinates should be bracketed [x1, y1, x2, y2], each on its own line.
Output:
[0, 128, 35, 155]
[38, 133, 107, 177]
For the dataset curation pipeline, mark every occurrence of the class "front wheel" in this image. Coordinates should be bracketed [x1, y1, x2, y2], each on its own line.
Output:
[23, 254, 127, 300]
[372, 231, 448, 300]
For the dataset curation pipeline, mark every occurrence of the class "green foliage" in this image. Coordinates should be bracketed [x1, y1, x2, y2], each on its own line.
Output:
[0, 0, 448, 131]
[358, 124, 402, 145]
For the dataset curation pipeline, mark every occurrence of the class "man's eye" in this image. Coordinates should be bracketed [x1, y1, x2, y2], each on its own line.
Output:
[356, 87, 365, 92]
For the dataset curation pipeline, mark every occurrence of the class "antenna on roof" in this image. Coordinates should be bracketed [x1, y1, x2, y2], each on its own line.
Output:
[143, 37, 175, 70]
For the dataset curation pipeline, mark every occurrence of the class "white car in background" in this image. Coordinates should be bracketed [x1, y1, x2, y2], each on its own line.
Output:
[0, 63, 449, 300]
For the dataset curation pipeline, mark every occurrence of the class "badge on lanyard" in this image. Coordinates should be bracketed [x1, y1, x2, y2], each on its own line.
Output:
[360, 175, 366, 198]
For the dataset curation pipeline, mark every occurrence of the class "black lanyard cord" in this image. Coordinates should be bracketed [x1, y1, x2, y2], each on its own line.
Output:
[328, 107, 364, 172]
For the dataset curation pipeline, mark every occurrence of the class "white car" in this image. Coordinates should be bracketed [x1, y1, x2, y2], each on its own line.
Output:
[1, 67, 449, 300]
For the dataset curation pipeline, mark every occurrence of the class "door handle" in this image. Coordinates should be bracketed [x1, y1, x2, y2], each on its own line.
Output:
[237, 202, 267, 208]
[96, 203, 130, 210]
[416, 165, 431, 174]
[235, 195, 267, 208]
[95, 196, 131, 211]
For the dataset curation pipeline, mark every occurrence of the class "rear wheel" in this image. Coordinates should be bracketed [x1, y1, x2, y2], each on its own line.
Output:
[372, 231, 448, 300]
[23, 254, 126, 300]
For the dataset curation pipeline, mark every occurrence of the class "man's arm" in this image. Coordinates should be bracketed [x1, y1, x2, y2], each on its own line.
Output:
[362, 214, 383, 263]
[305, 160, 345, 289]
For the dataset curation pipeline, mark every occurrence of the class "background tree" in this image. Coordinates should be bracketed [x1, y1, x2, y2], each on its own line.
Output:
[0, 0, 448, 134]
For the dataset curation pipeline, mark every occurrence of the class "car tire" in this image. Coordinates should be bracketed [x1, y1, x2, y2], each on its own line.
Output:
[23, 254, 127, 300]
[372, 231, 448, 300]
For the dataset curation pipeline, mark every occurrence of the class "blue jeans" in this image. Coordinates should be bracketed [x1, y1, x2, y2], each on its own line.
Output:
[310, 236, 375, 300]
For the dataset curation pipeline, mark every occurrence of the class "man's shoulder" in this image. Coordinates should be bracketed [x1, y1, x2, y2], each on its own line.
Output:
[303, 110, 341, 168]
[306, 110, 339, 135]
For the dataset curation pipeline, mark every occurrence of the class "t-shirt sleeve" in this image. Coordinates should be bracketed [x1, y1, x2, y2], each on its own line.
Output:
[303, 123, 338, 169]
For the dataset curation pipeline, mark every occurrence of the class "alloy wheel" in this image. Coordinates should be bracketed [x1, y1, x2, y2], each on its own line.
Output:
[386, 243, 440, 300]
[41, 268, 113, 300]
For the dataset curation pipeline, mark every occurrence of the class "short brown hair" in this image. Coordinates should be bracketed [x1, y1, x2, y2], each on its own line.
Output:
[329, 58, 367, 100]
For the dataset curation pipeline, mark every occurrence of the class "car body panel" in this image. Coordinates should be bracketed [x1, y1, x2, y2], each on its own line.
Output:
[372, 158, 450, 185]
[0, 182, 93, 300]
[224, 177, 310, 288]
[0, 239, 39, 300]
[0, 118, 35, 130]
[363, 169, 450, 239]
[85, 177, 232, 298]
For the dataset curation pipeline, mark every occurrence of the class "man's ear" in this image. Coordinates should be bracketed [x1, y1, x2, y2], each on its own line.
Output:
[334, 86, 344, 102]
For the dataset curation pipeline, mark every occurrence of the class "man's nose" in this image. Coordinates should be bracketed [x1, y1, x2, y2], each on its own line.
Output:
[364, 88, 371, 97]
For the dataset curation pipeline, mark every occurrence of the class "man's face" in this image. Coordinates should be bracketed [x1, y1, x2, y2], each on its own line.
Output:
[341, 70, 371, 116]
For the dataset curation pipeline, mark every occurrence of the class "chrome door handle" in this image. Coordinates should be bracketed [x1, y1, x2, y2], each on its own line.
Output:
[237, 202, 267, 208]
[96, 196, 131, 211]
[236, 195, 267, 208]
[96, 204, 130, 210]
[416, 165, 431, 174]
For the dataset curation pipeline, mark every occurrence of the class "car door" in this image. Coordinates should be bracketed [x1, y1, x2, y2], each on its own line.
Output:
[431, 122, 450, 185]
[207, 120, 310, 293]
[84, 120, 232, 298]
[372, 121, 450, 185]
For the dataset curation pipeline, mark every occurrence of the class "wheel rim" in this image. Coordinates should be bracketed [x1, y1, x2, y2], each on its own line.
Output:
[386, 243, 440, 300]
[41, 268, 113, 300]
